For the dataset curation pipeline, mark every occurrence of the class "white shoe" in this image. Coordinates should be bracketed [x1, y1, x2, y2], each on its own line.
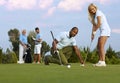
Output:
[17, 61, 24, 64]
[32, 61, 36, 64]
[37, 62, 40, 64]
[94, 62, 106, 67]
[80, 64, 85, 67]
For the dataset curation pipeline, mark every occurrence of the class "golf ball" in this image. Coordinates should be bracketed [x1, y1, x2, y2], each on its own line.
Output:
[67, 65, 71, 68]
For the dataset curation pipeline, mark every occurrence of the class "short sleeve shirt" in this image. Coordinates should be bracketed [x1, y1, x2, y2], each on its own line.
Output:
[56, 32, 76, 49]
[35, 33, 41, 45]
[19, 34, 27, 44]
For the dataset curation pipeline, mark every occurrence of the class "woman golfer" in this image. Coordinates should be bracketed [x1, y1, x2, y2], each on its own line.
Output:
[88, 3, 111, 66]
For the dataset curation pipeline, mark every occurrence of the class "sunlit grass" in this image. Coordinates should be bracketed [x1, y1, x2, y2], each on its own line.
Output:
[0, 63, 120, 83]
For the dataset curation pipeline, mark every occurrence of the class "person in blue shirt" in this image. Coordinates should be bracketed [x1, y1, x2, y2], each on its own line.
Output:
[18, 29, 27, 64]
[32, 27, 42, 64]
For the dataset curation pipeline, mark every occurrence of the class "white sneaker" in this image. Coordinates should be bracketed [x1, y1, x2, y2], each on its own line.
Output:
[17, 61, 24, 64]
[37, 62, 40, 64]
[80, 64, 85, 67]
[32, 61, 36, 64]
[94, 62, 106, 67]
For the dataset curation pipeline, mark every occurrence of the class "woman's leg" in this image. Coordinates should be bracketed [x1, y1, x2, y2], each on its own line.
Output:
[97, 36, 108, 62]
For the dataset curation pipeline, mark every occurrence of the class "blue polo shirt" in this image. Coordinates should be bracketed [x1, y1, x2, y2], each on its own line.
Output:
[35, 33, 41, 45]
[19, 34, 27, 44]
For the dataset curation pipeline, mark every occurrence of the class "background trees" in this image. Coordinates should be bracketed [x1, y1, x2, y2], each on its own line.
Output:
[8, 28, 19, 59]
[0, 28, 120, 64]
[68, 46, 120, 64]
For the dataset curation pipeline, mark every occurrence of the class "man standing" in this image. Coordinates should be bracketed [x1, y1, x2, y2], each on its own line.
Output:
[18, 29, 27, 64]
[44, 27, 84, 66]
[32, 27, 42, 64]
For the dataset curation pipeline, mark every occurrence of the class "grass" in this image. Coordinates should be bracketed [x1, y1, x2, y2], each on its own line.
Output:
[0, 63, 120, 83]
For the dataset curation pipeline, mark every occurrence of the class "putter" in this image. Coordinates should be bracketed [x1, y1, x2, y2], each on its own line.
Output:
[84, 40, 93, 63]
[50, 31, 62, 65]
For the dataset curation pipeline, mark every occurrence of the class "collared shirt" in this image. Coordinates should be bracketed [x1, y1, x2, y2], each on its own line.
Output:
[56, 32, 76, 49]
[35, 33, 41, 45]
[19, 34, 27, 44]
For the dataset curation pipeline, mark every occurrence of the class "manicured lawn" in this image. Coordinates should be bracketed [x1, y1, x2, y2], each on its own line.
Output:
[0, 63, 120, 83]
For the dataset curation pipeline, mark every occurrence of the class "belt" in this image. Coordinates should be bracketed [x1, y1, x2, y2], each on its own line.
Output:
[35, 43, 41, 45]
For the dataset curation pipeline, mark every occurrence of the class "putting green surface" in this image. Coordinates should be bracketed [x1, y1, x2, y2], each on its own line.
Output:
[0, 63, 120, 83]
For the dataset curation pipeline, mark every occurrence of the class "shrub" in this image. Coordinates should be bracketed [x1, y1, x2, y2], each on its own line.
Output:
[2, 51, 17, 64]
[0, 48, 2, 63]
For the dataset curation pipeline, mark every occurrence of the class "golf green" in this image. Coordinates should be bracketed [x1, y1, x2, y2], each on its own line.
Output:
[0, 63, 119, 83]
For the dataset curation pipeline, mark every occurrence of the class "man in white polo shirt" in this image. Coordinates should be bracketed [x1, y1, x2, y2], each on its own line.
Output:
[44, 27, 84, 66]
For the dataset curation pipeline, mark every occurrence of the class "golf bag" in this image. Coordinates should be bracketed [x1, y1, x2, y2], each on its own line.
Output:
[23, 44, 32, 63]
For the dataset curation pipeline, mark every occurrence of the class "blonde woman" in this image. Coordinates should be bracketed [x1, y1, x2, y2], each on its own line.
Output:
[88, 3, 111, 66]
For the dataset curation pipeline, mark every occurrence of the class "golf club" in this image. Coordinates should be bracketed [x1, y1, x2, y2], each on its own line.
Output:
[50, 31, 62, 65]
[84, 40, 93, 63]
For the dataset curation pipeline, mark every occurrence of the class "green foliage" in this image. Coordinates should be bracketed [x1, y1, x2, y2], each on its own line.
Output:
[67, 46, 120, 64]
[86, 48, 99, 63]
[8, 28, 19, 58]
[41, 41, 50, 56]
[105, 46, 120, 64]
[116, 51, 120, 58]
[40, 41, 50, 62]
[27, 30, 36, 58]
[68, 52, 79, 63]
[2, 49, 17, 64]
[68, 47, 98, 63]
[0, 48, 2, 63]
[82, 46, 120, 64]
